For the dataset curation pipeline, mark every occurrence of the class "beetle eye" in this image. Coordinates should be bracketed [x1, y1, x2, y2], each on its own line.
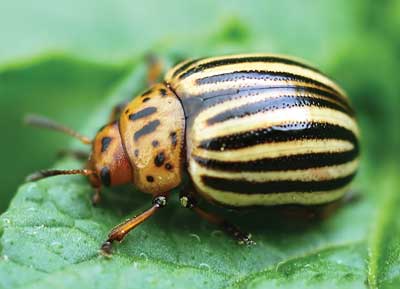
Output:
[100, 167, 111, 187]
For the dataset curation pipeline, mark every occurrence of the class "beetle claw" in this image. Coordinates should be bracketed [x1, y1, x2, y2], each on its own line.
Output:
[237, 233, 256, 246]
[91, 193, 101, 206]
[100, 240, 113, 256]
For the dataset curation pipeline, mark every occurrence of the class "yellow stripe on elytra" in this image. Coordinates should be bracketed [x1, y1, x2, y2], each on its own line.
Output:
[191, 90, 347, 125]
[205, 187, 349, 206]
[194, 62, 342, 92]
[190, 158, 358, 183]
[170, 64, 346, 100]
[174, 78, 343, 102]
[192, 139, 355, 161]
[192, 106, 359, 142]
[191, 171, 350, 206]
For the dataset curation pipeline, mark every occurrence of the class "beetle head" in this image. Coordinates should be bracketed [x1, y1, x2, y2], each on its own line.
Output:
[25, 115, 133, 191]
[87, 121, 133, 189]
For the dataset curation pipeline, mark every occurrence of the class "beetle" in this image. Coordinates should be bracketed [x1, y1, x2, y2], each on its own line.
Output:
[26, 53, 359, 254]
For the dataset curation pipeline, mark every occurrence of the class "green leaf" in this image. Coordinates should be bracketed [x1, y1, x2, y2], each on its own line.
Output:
[0, 61, 380, 289]
[368, 168, 400, 289]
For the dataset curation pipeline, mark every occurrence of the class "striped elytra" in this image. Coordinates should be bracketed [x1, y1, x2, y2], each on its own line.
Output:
[76, 53, 360, 207]
[164, 53, 359, 207]
[27, 53, 360, 251]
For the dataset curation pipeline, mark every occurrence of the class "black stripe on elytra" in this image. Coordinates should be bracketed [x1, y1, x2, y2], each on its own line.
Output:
[198, 122, 358, 151]
[195, 70, 340, 96]
[100, 167, 111, 187]
[193, 147, 358, 172]
[129, 107, 157, 121]
[171, 58, 204, 78]
[206, 95, 351, 126]
[101, 137, 112, 153]
[188, 85, 348, 107]
[179, 56, 322, 80]
[182, 86, 352, 117]
[134, 120, 160, 141]
[201, 173, 356, 195]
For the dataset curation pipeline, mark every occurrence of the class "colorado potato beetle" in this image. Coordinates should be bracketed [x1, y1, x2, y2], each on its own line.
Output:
[26, 54, 359, 254]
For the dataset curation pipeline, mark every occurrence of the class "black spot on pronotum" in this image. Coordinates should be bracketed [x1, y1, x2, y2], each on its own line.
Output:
[100, 167, 111, 187]
[134, 149, 139, 157]
[160, 88, 167, 97]
[129, 107, 157, 121]
[165, 163, 173, 170]
[146, 175, 154, 182]
[134, 120, 160, 141]
[142, 97, 150, 103]
[101, 137, 112, 153]
[170, 131, 177, 147]
[154, 152, 165, 167]
[125, 109, 130, 115]
[152, 140, 159, 147]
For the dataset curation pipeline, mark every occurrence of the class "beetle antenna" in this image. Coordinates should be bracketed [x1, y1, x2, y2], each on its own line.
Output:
[26, 169, 96, 182]
[57, 149, 90, 161]
[24, 114, 92, 145]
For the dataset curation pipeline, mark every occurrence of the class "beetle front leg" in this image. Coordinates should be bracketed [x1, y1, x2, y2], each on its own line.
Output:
[101, 194, 169, 255]
[146, 53, 164, 86]
[108, 101, 130, 123]
[91, 187, 102, 206]
[179, 188, 255, 246]
[107, 54, 163, 123]
[57, 149, 89, 161]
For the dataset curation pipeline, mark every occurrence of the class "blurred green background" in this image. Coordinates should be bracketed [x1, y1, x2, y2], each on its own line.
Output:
[0, 0, 399, 213]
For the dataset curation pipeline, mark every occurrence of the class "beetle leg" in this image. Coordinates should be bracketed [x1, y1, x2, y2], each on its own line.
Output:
[57, 149, 89, 161]
[107, 54, 162, 123]
[179, 188, 255, 246]
[146, 53, 164, 86]
[100, 194, 169, 255]
[91, 187, 102, 206]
